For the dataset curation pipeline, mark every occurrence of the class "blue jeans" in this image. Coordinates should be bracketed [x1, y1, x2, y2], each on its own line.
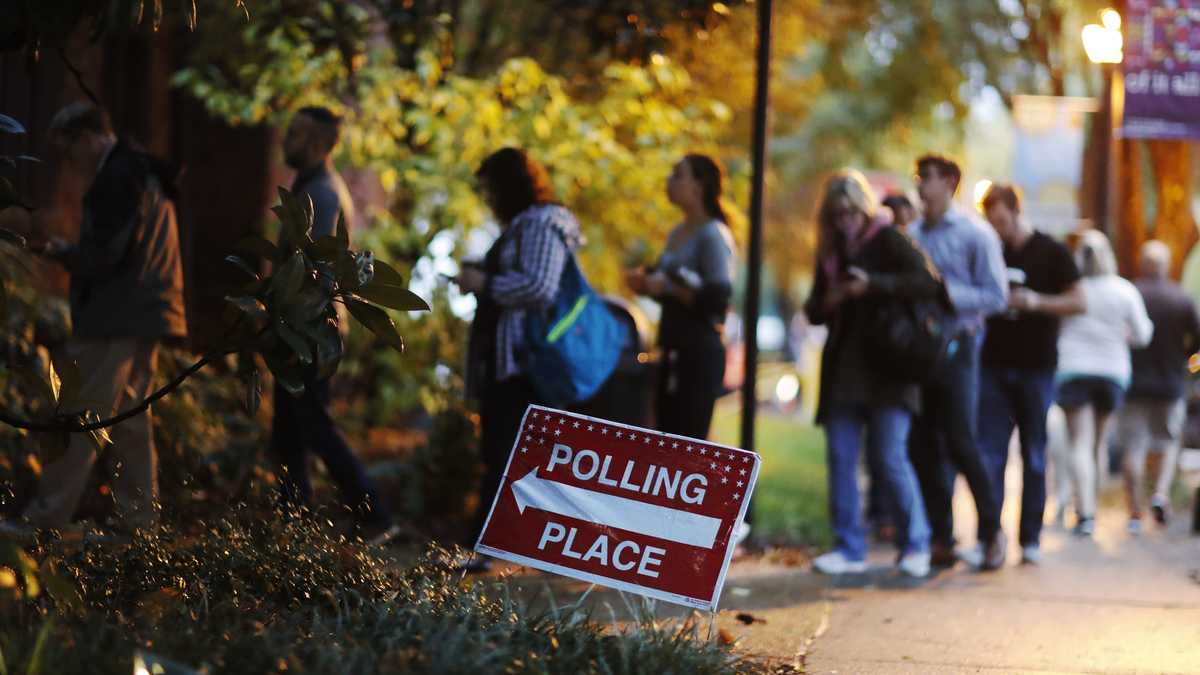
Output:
[826, 404, 930, 561]
[978, 367, 1055, 546]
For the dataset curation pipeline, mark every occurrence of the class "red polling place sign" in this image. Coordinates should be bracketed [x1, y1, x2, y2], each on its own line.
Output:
[475, 405, 761, 611]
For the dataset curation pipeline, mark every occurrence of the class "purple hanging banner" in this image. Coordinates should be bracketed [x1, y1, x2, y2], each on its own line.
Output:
[1121, 0, 1200, 140]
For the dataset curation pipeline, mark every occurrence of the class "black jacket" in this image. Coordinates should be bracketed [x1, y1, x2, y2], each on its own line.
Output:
[56, 140, 187, 341]
[805, 226, 942, 423]
[1130, 277, 1200, 400]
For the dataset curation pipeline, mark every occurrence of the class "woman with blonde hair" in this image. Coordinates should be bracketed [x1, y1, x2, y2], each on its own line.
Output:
[1054, 229, 1153, 536]
[803, 170, 940, 576]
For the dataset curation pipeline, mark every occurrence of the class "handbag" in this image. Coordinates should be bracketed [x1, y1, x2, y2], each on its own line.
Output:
[864, 289, 955, 383]
[521, 237, 624, 407]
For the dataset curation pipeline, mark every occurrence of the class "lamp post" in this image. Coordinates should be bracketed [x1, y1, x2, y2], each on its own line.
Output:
[1081, 8, 1123, 238]
[741, 0, 772, 462]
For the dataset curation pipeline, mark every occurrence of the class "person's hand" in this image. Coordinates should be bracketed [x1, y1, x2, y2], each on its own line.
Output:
[644, 271, 670, 297]
[1009, 287, 1041, 312]
[624, 267, 647, 294]
[844, 266, 870, 298]
[31, 236, 68, 257]
[823, 283, 847, 310]
[456, 266, 487, 294]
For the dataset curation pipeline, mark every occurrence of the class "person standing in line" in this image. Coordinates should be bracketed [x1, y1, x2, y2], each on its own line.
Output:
[803, 170, 935, 577]
[1, 102, 186, 537]
[270, 106, 398, 544]
[882, 193, 918, 230]
[457, 147, 584, 572]
[907, 154, 1009, 570]
[625, 154, 737, 441]
[1117, 241, 1198, 532]
[864, 192, 919, 541]
[977, 184, 1085, 565]
[1054, 230, 1153, 537]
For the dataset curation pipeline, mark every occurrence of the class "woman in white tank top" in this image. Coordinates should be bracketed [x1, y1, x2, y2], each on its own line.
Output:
[1053, 230, 1153, 535]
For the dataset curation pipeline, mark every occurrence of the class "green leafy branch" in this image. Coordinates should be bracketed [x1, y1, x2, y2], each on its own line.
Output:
[225, 186, 430, 402]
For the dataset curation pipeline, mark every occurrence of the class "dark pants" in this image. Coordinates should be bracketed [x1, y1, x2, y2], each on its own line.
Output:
[656, 342, 726, 440]
[909, 331, 1001, 547]
[978, 367, 1055, 547]
[271, 378, 389, 525]
[470, 376, 538, 544]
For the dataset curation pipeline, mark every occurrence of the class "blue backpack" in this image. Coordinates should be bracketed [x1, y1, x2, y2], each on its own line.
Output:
[522, 245, 624, 407]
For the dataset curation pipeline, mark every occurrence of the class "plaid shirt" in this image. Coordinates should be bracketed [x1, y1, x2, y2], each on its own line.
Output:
[486, 204, 584, 382]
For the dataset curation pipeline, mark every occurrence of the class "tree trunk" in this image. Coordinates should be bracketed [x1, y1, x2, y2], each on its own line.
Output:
[1146, 140, 1197, 280]
[1115, 138, 1145, 277]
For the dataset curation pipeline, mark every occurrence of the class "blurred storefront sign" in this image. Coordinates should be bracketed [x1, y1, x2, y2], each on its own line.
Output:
[1012, 95, 1097, 236]
[1122, 0, 1200, 140]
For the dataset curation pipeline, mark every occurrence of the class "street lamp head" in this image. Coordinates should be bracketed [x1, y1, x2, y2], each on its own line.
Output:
[1101, 9, 1121, 31]
[1082, 8, 1123, 64]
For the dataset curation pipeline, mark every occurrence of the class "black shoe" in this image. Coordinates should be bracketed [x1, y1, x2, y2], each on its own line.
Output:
[1151, 496, 1169, 526]
[1073, 517, 1095, 537]
[981, 530, 1007, 571]
[930, 542, 957, 568]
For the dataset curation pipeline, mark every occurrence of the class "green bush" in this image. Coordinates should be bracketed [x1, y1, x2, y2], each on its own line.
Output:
[2, 512, 766, 674]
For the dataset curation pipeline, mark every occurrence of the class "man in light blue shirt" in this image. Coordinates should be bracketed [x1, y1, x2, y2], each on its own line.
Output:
[908, 154, 1008, 571]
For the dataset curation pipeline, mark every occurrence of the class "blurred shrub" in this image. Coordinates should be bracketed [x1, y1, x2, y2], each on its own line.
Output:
[1, 513, 765, 674]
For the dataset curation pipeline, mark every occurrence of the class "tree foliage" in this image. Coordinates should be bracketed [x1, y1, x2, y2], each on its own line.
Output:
[173, 14, 736, 291]
[661, 0, 1113, 296]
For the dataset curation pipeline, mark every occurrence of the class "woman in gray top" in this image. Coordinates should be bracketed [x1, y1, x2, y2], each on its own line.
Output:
[625, 154, 736, 440]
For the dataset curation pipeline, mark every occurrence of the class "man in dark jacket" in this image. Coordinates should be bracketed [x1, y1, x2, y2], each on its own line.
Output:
[1117, 241, 1200, 530]
[21, 102, 187, 531]
[270, 106, 397, 544]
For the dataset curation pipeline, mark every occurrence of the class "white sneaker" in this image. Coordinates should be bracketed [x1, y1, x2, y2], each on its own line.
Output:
[958, 544, 984, 568]
[897, 551, 931, 577]
[1127, 518, 1143, 536]
[1021, 545, 1042, 565]
[812, 551, 868, 575]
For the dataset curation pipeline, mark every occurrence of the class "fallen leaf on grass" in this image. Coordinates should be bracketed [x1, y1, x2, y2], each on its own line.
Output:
[735, 612, 767, 625]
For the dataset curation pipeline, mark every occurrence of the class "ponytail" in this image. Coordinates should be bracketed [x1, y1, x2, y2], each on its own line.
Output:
[684, 153, 728, 224]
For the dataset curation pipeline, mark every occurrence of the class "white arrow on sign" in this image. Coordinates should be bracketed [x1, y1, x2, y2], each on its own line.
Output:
[512, 468, 722, 549]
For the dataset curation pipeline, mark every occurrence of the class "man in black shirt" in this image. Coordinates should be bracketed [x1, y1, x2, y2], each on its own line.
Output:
[978, 185, 1084, 564]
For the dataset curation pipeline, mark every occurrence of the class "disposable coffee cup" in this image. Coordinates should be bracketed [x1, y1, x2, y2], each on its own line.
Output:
[1005, 268, 1027, 318]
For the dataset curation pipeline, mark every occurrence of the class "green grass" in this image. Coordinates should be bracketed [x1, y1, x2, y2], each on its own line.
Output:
[711, 405, 830, 547]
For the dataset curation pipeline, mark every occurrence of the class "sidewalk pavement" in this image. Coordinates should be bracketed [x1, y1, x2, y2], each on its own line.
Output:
[496, 450, 1200, 673]
[803, 451, 1200, 675]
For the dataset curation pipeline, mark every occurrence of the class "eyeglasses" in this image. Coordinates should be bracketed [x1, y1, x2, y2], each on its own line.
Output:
[832, 209, 860, 221]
